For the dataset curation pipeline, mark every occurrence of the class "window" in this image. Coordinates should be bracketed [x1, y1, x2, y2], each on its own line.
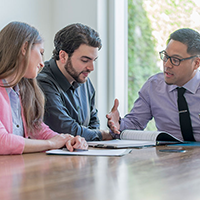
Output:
[128, 0, 200, 130]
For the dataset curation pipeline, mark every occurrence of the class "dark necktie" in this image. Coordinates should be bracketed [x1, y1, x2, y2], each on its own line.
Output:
[177, 87, 195, 141]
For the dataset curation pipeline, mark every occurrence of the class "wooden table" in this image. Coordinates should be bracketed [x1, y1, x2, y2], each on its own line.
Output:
[0, 146, 200, 200]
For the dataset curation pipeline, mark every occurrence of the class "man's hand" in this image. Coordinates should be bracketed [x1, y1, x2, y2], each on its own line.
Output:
[100, 130, 113, 140]
[106, 99, 120, 134]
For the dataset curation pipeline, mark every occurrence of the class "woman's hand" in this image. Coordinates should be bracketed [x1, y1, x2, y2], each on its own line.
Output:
[66, 136, 88, 152]
[23, 134, 88, 154]
[47, 134, 73, 149]
[48, 134, 88, 152]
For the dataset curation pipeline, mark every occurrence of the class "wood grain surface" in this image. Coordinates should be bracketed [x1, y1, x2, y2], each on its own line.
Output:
[0, 146, 199, 200]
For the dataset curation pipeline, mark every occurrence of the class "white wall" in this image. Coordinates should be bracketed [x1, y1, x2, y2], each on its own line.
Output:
[0, 0, 53, 61]
[0, 0, 127, 130]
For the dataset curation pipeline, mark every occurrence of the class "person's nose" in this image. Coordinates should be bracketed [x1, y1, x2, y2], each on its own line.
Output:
[40, 61, 44, 69]
[87, 62, 94, 71]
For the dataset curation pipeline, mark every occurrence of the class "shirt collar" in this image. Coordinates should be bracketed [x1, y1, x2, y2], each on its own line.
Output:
[13, 84, 20, 95]
[183, 70, 200, 94]
[49, 59, 81, 92]
[3, 79, 20, 95]
[169, 70, 200, 94]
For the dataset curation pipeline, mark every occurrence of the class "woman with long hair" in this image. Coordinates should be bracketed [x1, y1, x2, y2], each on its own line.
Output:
[0, 21, 88, 154]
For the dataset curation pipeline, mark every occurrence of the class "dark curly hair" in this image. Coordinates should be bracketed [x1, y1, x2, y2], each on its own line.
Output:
[52, 23, 102, 60]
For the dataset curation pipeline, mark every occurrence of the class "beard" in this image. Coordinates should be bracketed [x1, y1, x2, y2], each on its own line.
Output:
[165, 81, 173, 85]
[64, 57, 88, 83]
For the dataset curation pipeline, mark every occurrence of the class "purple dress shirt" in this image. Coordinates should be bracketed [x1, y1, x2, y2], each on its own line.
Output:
[120, 71, 200, 141]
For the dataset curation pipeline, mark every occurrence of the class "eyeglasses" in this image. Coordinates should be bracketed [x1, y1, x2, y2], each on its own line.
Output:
[159, 50, 198, 66]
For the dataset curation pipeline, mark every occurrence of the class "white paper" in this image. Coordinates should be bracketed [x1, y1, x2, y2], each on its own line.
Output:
[46, 148, 132, 157]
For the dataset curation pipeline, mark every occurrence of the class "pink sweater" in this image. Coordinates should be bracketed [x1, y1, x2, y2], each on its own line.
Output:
[0, 80, 57, 155]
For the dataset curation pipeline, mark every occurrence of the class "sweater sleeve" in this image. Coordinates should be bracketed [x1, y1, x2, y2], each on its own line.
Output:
[28, 122, 58, 140]
[0, 121, 58, 155]
[0, 120, 25, 155]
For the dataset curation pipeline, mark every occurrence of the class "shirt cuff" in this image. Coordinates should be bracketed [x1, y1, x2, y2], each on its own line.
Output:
[109, 129, 120, 139]
[119, 118, 125, 132]
[96, 130, 103, 140]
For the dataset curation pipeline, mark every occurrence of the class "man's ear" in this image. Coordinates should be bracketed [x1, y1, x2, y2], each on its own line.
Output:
[21, 41, 28, 56]
[59, 50, 69, 64]
[194, 57, 200, 70]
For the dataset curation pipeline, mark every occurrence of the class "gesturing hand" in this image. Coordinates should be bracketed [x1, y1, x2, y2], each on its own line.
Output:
[106, 99, 120, 134]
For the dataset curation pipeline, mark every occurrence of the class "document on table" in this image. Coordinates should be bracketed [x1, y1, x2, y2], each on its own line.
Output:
[46, 148, 132, 157]
[87, 130, 182, 148]
[87, 139, 155, 148]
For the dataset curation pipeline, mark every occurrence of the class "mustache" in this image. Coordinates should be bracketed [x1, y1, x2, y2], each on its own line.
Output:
[82, 69, 91, 73]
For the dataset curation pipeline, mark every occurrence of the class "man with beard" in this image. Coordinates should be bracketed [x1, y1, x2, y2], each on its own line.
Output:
[37, 23, 112, 141]
[107, 28, 200, 142]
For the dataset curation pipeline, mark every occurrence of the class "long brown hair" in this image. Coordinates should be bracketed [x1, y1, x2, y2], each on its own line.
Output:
[0, 21, 44, 133]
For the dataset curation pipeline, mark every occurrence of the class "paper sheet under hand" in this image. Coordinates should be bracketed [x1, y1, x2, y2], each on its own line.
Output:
[46, 148, 132, 157]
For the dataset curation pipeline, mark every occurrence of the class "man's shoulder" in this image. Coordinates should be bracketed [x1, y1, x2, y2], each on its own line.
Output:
[37, 59, 56, 81]
[146, 72, 165, 85]
[39, 60, 53, 75]
[37, 60, 62, 92]
[139, 72, 166, 94]
[148, 72, 164, 80]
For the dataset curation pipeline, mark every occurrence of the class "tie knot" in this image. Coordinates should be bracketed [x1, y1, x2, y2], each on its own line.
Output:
[177, 87, 186, 96]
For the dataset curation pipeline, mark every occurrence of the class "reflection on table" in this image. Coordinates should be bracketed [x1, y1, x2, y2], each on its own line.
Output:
[0, 146, 200, 200]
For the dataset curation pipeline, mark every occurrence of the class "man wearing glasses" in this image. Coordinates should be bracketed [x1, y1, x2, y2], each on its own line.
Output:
[107, 28, 200, 141]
